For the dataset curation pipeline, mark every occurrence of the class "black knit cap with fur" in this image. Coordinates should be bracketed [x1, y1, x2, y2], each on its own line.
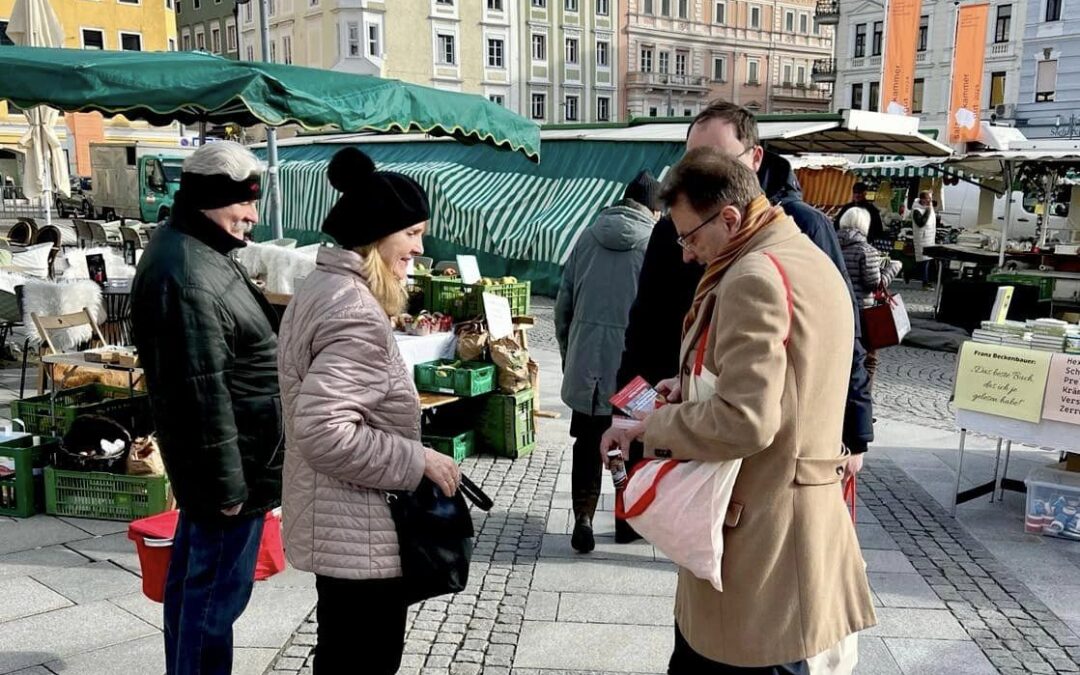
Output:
[321, 147, 430, 248]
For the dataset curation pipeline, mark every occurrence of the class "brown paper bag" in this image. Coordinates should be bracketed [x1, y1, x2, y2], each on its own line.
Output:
[126, 435, 166, 477]
[490, 337, 530, 393]
[456, 320, 490, 361]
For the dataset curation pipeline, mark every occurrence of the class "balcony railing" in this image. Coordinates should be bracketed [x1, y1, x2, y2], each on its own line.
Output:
[815, 0, 839, 25]
[812, 58, 836, 82]
[625, 72, 712, 90]
[772, 84, 831, 100]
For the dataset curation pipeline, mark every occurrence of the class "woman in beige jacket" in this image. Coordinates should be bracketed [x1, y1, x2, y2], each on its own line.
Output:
[603, 148, 876, 673]
[278, 148, 460, 674]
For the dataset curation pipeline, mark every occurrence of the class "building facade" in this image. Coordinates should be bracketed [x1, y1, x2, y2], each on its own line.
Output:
[0, 0, 179, 180]
[619, 0, 833, 120]
[176, 0, 239, 59]
[1014, 0, 1079, 138]
[827, 0, 1026, 135]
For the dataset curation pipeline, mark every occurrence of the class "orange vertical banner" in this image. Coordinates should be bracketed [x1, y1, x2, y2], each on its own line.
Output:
[881, 0, 923, 115]
[948, 3, 990, 143]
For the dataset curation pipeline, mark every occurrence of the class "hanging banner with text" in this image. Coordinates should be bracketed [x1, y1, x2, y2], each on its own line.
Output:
[948, 3, 991, 143]
[954, 342, 1052, 423]
[1041, 354, 1080, 425]
[881, 0, 923, 115]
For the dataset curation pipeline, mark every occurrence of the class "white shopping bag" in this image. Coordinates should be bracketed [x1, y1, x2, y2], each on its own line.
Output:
[616, 330, 742, 592]
[890, 293, 911, 342]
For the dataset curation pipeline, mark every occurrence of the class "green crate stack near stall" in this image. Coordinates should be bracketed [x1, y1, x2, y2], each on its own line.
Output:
[0, 435, 60, 518]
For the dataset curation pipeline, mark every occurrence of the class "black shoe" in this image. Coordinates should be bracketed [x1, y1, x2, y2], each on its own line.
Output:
[571, 515, 595, 553]
[614, 519, 643, 544]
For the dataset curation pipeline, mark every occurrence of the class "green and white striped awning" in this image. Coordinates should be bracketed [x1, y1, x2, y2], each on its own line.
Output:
[849, 156, 945, 178]
[259, 138, 684, 293]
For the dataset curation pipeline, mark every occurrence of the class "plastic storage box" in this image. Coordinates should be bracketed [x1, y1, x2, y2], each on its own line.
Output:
[0, 435, 60, 518]
[10, 384, 152, 436]
[422, 430, 475, 464]
[463, 281, 531, 318]
[477, 389, 536, 459]
[1024, 462, 1080, 540]
[415, 360, 496, 397]
[422, 276, 466, 316]
[44, 466, 170, 521]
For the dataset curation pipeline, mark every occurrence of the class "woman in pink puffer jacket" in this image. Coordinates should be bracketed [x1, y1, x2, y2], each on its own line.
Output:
[277, 148, 460, 675]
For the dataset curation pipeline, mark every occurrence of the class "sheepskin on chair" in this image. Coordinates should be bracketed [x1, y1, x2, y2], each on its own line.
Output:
[56, 247, 136, 281]
[236, 242, 318, 295]
[18, 279, 105, 352]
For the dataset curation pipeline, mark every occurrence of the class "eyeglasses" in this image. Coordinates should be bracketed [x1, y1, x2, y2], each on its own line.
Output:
[676, 208, 723, 250]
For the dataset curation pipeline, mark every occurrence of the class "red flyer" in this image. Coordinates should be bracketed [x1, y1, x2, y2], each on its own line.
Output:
[609, 376, 664, 417]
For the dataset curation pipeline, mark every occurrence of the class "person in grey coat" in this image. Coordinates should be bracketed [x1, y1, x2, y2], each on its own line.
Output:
[839, 207, 902, 385]
[555, 170, 659, 553]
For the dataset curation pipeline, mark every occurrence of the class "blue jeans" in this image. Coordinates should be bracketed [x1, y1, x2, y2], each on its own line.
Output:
[164, 511, 264, 675]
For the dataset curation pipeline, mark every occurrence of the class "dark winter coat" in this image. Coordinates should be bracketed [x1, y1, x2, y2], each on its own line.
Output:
[556, 199, 654, 415]
[132, 201, 284, 519]
[618, 151, 875, 452]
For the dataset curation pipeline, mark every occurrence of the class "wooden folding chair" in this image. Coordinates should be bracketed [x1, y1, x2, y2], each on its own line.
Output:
[29, 307, 107, 395]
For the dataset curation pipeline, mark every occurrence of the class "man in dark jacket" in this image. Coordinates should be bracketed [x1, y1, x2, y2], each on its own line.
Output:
[617, 101, 873, 492]
[835, 182, 885, 242]
[132, 141, 283, 675]
[556, 171, 658, 553]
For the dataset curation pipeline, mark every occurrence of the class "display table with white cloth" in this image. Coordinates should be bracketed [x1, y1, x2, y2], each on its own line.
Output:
[393, 332, 456, 372]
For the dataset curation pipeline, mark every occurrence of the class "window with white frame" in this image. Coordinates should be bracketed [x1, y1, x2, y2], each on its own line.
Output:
[488, 38, 504, 67]
[488, 0, 503, 9]
[120, 32, 142, 50]
[227, 24, 237, 51]
[176, 1, 180, 14]
[750, 5, 761, 28]
[714, 1, 725, 23]
[347, 22, 360, 57]
[799, 13, 809, 33]
[658, 51, 669, 73]
[678, 0, 688, 19]
[246, 45, 254, 60]
[118, 0, 138, 5]
[565, 37, 578, 64]
[796, 64, 806, 84]
[565, 95, 579, 121]
[565, 0, 577, 10]
[712, 55, 727, 81]
[596, 0, 608, 15]
[181, 32, 191, 51]
[367, 23, 381, 57]
[531, 93, 546, 120]
[785, 11, 794, 31]
[193, 0, 200, 9]
[211, 26, 221, 53]
[596, 40, 609, 67]
[166, 0, 173, 10]
[267, 0, 274, 16]
[168, 38, 176, 51]
[283, 35, 292, 64]
[597, 96, 610, 121]
[661, 0, 670, 15]
[649, 106, 658, 117]
[640, 47, 653, 72]
[437, 33, 456, 65]
[489, 94, 505, 106]
[643, 0, 653, 13]
[1036, 59, 1057, 102]
[82, 28, 105, 49]
[243, 2, 252, 23]
[747, 58, 760, 84]
[269, 39, 276, 62]
[532, 33, 547, 61]
[195, 29, 205, 50]
[675, 51, 687, 76]
[436, 0, 453, 5]
[782, 63, 792, 85]
[532, 0, 546, 6]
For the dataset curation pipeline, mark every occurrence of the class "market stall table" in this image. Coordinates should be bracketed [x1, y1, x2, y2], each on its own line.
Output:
[40, 347, 142, 429]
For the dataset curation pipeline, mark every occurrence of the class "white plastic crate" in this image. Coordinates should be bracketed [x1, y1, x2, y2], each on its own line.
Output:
[1024, 462, 1080, 540]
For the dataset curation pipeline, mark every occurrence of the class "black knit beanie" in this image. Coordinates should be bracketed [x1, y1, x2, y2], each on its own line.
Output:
[321, 148, 430, 248]
[624, 170, 660, 211]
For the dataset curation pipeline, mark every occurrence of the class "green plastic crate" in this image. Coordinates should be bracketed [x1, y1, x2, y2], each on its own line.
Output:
[462, 281, 532, 318]
[477, 389, 536, 459]
[988, 273, 1055, 301]
[10, 384, 152, 437]
[0, 435, 60, 518]
[423, 276, 466, 316]
[44, 467, 170, 521]
[415, 360, 496, 397]
[422, 430, 475, 464]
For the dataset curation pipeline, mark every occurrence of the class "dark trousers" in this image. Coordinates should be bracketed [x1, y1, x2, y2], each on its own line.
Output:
[164, 511, 264, 675]
[570, 411, 611, 520]
[669, 625, 809, 675]
[314, 575, 409, 675]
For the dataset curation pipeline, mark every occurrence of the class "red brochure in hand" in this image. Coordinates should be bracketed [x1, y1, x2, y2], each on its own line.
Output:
[609, 376, 665, 417]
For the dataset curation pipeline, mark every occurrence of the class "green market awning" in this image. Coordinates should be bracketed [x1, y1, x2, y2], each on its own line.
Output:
[0, 45, 540, 161]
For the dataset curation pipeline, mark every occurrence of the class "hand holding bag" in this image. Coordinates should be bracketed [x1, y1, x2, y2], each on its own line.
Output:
[387, 474, 493, 606]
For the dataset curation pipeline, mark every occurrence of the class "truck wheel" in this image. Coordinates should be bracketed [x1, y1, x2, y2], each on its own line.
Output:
[54, 199, 66, 217]
[82, 201, 94, 218]
[102, 209, 116, 221]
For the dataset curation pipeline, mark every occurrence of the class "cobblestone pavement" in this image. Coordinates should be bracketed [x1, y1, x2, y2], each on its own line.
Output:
[862, 459, 1080, 674]
[268, 437, 565, 675]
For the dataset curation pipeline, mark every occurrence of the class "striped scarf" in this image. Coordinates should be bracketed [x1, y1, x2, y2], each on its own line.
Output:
[682, 195, 789, 336]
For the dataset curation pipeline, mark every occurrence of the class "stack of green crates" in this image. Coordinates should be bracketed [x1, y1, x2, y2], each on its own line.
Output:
[988, 273, 1055, 301]
[422, 430, 476, 464]
[0, 435, 60, 518]
[423, 276, 466, 316]
[10, 384, 153, 436]
[44, 466, 170, 521]
[477, 389, 536, 459]
[415, 360, 496, 397]
[462, 281, 531, 318]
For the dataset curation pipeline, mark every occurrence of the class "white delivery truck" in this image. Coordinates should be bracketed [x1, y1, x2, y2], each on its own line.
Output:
[89, 142, 194, 222]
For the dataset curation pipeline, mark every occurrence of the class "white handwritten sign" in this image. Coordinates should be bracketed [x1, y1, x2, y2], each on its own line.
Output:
[1042, 354, 1080, 426]
[954, 342, 1052, 423]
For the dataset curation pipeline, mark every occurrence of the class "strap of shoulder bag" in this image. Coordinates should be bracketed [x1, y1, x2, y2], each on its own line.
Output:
[761, 252, 793, 347]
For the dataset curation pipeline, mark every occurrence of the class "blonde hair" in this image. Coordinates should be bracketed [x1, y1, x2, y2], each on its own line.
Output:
[357, 244, 407, 316]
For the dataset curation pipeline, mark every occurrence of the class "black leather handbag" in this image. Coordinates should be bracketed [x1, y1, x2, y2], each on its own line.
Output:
[386, 474, 493, 605]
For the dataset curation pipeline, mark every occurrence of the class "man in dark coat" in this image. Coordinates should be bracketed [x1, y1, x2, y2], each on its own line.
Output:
[617, 102, 873, 540]
[132, 141, 283, 675]
[835, 181, 886, 242]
